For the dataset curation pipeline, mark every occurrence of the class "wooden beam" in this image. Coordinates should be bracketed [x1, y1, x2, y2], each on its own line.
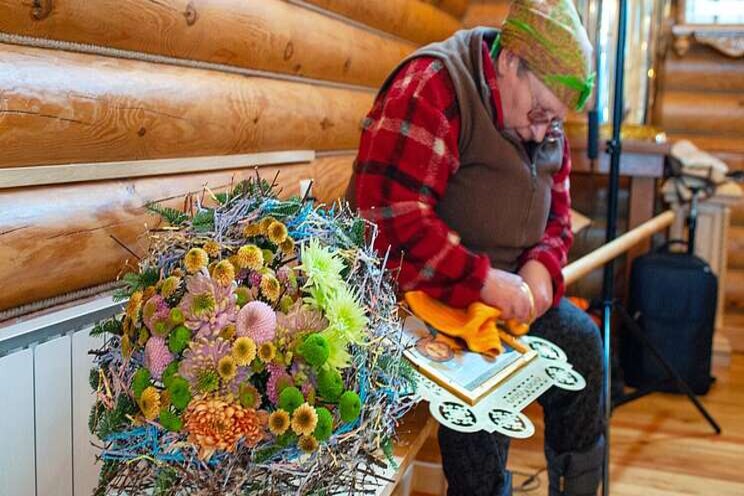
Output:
[0, 0, 414, 88]
[0, 151, 315, 189]
[421, 0, 469, 19]
[0, 43, 373, 168]
[660, 91, 744, 135]
[301, 0, 461, 45]
[463, 2, 510, 28]
[563, 210, 676, 286]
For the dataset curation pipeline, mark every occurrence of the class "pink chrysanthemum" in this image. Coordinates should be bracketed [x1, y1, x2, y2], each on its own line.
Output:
[179, 338, 231, 393]
[142, 294, 170, 333]
[179, 270, 237, 340]
[276, 266, 291, 284]
[301, 382, 316, 404]
[276, 301, 328, 335]
[248, 271, 262, 288]
[266, 366, 293, 405]
[236, 301, 276, 344]
[225, 366, 253, 396]
[144, 336, 173, 380]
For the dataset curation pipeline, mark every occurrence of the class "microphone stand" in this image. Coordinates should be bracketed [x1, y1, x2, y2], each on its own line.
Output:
[600, 0, 628, 494]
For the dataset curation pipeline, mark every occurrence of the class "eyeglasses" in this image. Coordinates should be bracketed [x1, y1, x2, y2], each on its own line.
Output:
[525, 70, 561, 127]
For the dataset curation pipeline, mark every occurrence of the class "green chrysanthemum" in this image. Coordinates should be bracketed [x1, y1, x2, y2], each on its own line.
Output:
[325, 286, 368, 345]
[168, 325, 191, 354]
[299, 238, 345, 304]
[159, 410, 183, 432]
[299, 333, 329, 368]
[279, 386, 304, 414]
[190, 292, 216, 318]
[320, 328, 352, 371]
[339, 391, 362, 423]
[196, 369, 219, 393]
[313, 406, 334, 441]
[317, 367, 344, 402]
[167, 376, 192, 411]
[132, 367, 151, 400]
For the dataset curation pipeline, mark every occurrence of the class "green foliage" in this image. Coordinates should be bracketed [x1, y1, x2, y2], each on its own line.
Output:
[313, 407, 334, 441]
[278, 386, 304, 414]
[350, 218, 366, 247]
[253, 445, 282, 464]
[153, 466, 178, 496]
[338, 391, 361, 423]
[94, 459, 120, 496]
[89, 368, 101, 391]
[213, 192, 230, 206]
[191, 209, 215, 232]
[146, 202, 188, 226]
[113, 267, 160, 302]
[382, 437, 398, 470]
[91, 394, 137, 440]
[90, 317, 123, 337]
[268, 200, 302, 218]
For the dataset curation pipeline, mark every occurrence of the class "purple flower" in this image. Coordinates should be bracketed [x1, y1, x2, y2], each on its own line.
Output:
[236, 301, 276, 344]
[179, 338, 231, 393]
[142, 294, 170, 333]
[179, 271, 237, 339]
[144, 336, 173, 380]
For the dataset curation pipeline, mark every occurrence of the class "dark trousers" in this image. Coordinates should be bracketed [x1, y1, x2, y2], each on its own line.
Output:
[438, 298, 605, 496]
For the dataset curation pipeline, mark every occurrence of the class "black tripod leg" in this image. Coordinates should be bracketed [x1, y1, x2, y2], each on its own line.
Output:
[615, 303, 722, 434]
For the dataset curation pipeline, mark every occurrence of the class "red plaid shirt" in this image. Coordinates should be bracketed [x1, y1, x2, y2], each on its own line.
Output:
[352, 44, 573, 308]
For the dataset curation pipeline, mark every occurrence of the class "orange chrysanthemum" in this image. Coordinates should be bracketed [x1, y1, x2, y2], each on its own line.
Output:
[183, 398, 266, 460]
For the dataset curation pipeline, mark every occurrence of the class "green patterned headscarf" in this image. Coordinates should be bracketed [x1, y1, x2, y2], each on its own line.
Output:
[501, 0, 595, 111]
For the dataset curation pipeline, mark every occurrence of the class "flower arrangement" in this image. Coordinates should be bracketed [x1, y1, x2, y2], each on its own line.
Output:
[88, 177, 416, 495]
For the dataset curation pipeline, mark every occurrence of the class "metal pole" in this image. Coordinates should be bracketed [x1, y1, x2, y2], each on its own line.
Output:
[602, 0, 628, 494]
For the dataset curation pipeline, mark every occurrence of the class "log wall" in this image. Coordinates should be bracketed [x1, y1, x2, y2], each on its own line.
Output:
[0, 0, 462, 313]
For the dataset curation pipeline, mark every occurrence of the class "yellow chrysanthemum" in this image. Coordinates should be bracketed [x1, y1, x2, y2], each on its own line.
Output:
[291, 403, 318, 437]
[280, 237, 296, 256]
[217, 356, 237, 381]
[268, 409, 290, 436]
[242, 223, 262, 238]
[212, 260, 236, 286]
[203, 240, 221, 258]
[220, 324, 237, 341]
[126, 291, 143, 320]
[260, 274, 281, 302]
[233, 337, 257, 366]
[143, 285, 157, 301]
[121, 333, 133, 359]
[267, 221, 288, 245]
[160, 276, 181, 299]
[139, 386, 161, 420]
[184, 248, 209, 273]
[259, 216, 276, 234]
[160, 390, 172, 410]
[298, 434, 319, 453]
[258, 342, 276, 362]
[236, 245, 264, 271]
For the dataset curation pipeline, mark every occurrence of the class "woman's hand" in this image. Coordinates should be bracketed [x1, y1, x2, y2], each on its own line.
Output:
[480, 268, 533, 322]
[518, 260, 553, 319]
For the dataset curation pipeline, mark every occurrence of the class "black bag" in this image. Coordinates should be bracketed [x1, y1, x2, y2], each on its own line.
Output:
[620, 242, 717, 395]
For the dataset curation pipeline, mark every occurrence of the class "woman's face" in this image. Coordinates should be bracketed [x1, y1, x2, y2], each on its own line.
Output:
[496, 50, 568, 143]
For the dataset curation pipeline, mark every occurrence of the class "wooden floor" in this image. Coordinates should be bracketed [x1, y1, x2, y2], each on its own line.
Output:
[411, 353, 744, 495]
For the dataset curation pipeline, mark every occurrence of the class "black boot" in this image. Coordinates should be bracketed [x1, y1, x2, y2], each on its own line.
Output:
[545, 435, 604, 496]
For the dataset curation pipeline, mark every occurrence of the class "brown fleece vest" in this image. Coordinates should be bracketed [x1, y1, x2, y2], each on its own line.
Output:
[349, 27, 564, 272]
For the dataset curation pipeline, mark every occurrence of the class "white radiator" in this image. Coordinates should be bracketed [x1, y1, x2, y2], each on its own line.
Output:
[0, 296, 121, 496]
